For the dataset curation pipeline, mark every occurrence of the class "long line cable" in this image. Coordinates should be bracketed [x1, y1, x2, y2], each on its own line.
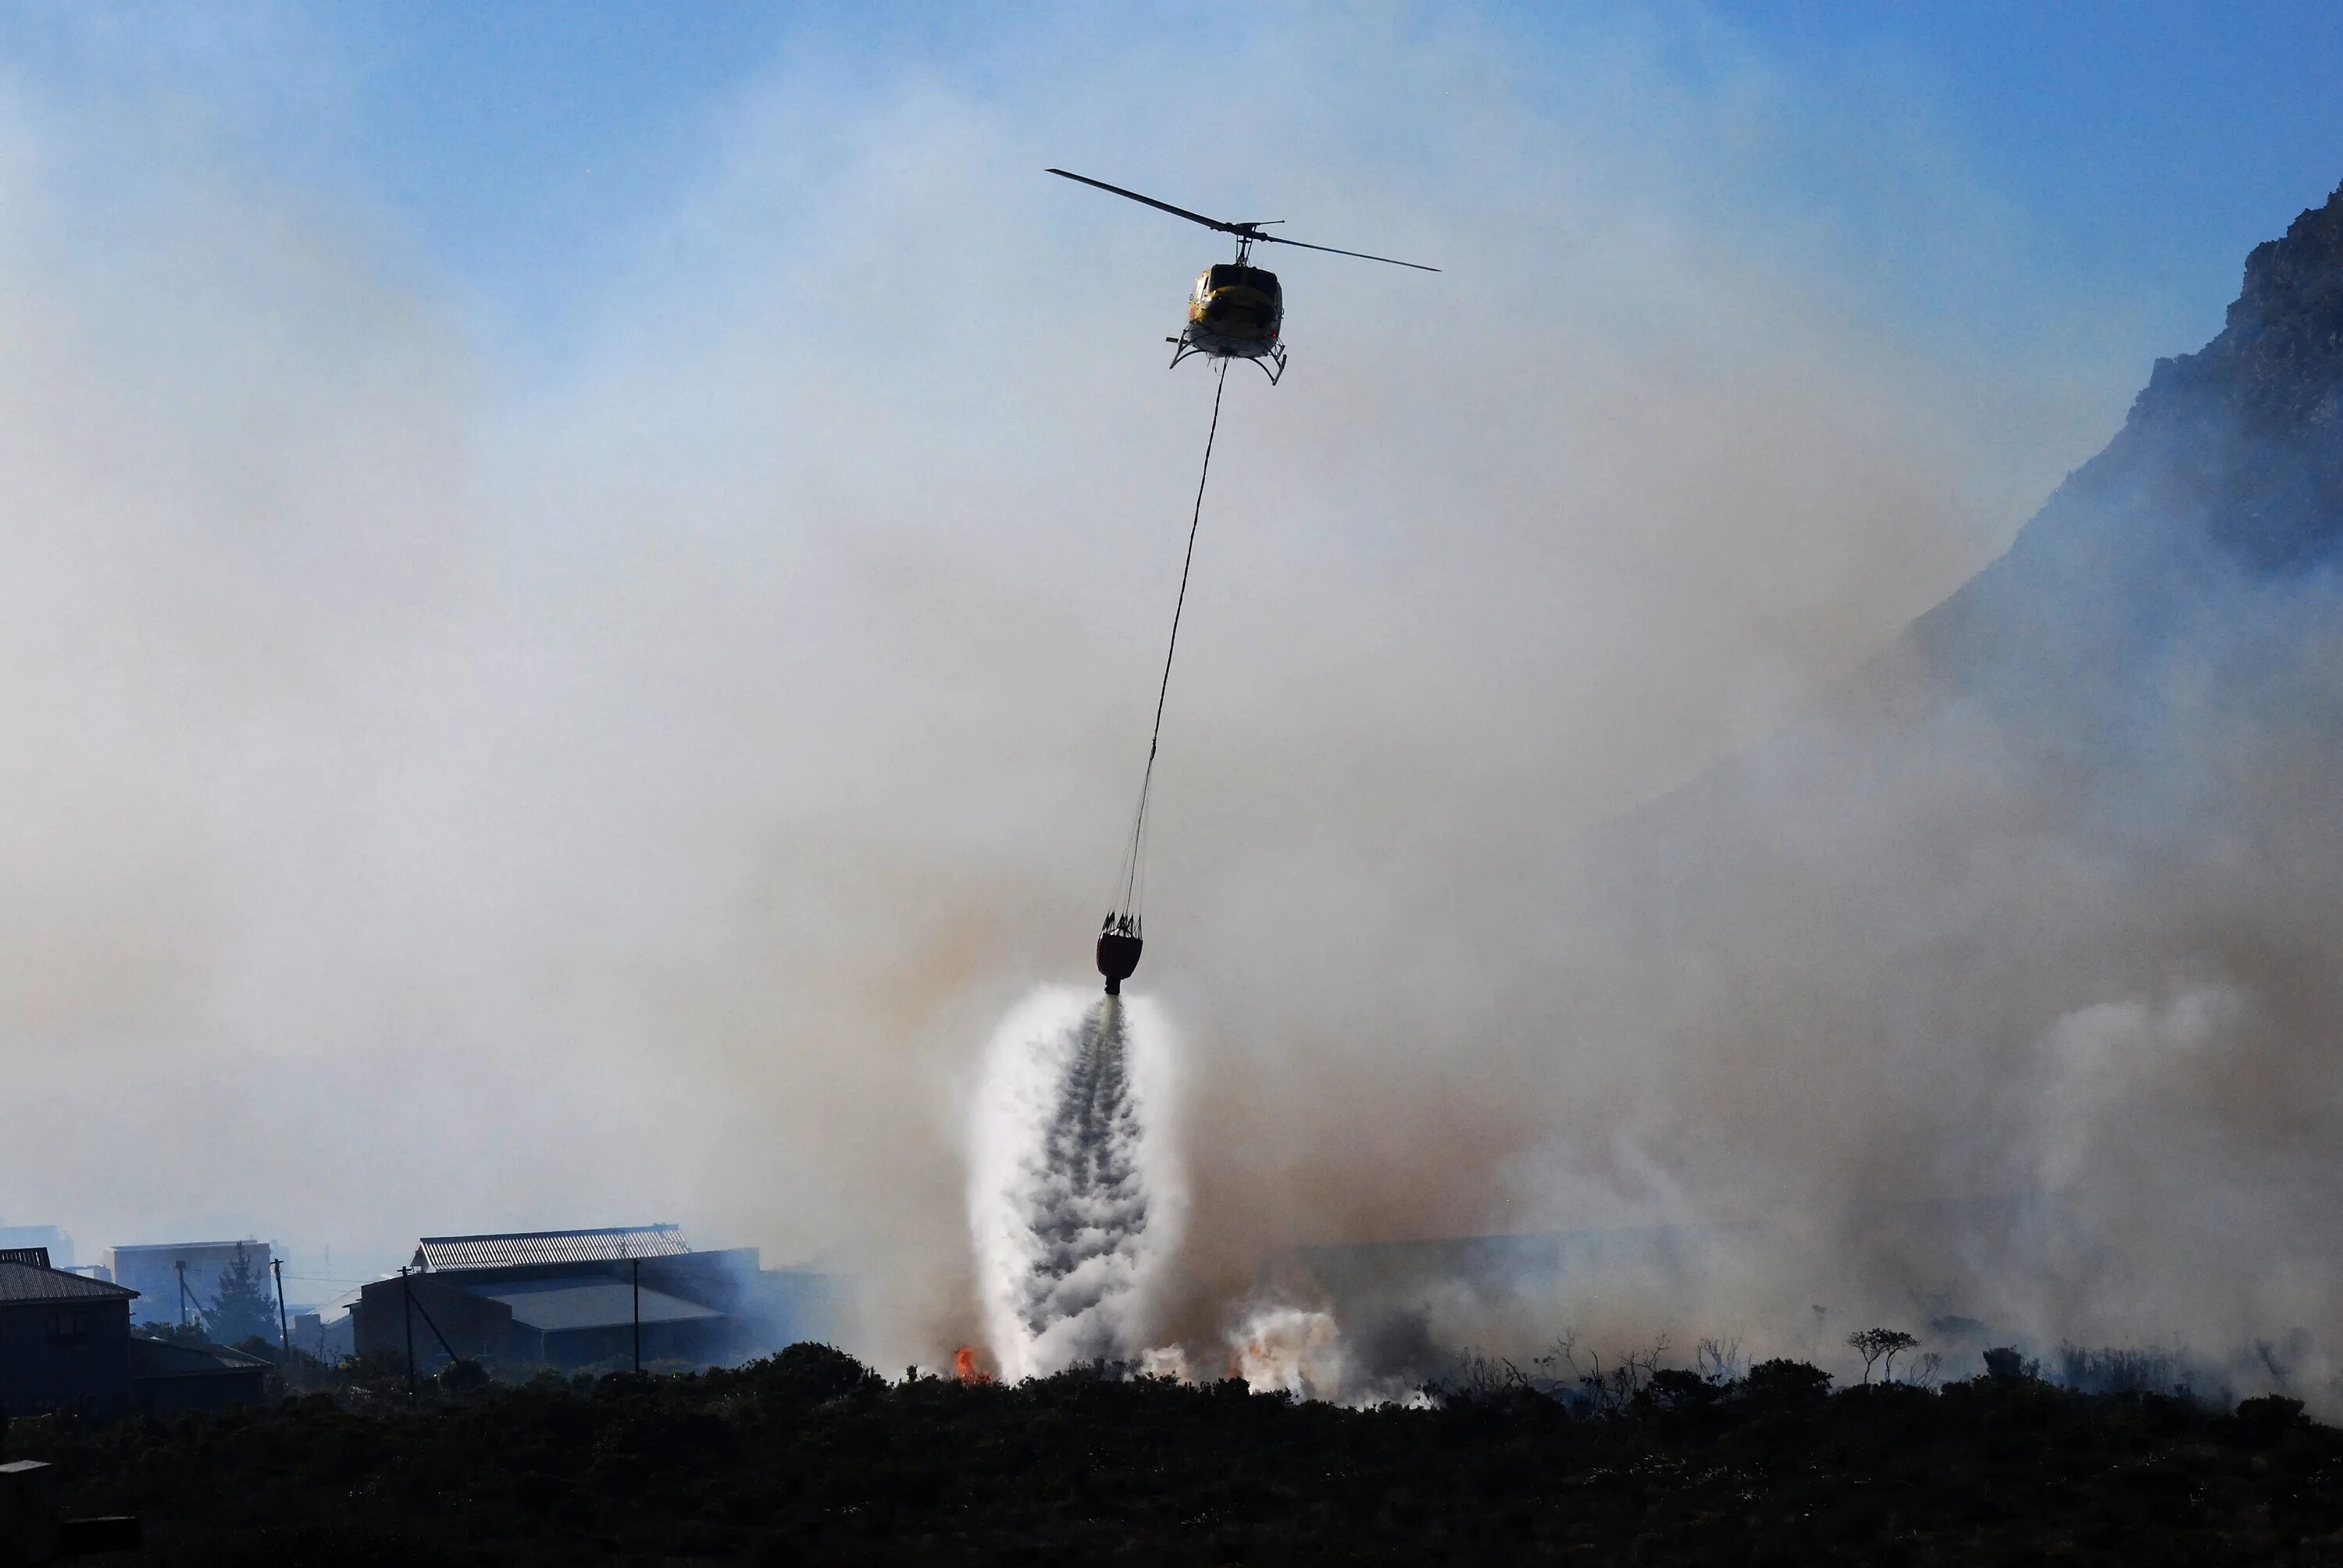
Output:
[1114, 358, 1232, 920]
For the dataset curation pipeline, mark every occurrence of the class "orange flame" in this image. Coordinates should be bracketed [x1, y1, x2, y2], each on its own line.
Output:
[953, 1345, 995, 1384]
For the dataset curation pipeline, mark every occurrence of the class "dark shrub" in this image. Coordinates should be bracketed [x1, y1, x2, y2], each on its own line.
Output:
[2232, 1394, 2306, 1445]
[760, 1342, 884, 1405]
[1982, 1347, 2029, 1381]
[436, 1358, 490, 1392]
[1740, 1359, 1832, 1406]
[341, 1351, 409, 1393]
[1642, 1367, 1723, 1411]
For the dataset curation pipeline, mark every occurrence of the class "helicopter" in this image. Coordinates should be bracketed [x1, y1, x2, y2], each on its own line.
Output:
[1047, 168, 1437, 383]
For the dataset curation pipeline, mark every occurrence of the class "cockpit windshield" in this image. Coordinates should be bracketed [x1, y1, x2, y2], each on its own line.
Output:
[1205, 264, 1281, 294]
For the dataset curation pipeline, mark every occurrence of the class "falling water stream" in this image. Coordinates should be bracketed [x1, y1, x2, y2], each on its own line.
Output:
[968, 986, 1180, 1380]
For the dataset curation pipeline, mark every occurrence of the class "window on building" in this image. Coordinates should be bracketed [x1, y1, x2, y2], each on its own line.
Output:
[48, 1310, 89, 1345]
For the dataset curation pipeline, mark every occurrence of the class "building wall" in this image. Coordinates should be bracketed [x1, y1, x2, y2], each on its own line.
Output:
[102, 1243, 273, 1325]
[0, 1299, 130, 1417]
[351, 1276, 516, 1370]
[0, 1227, 73, 1270]
[352, 1250, 815, 1371]
[542, 1316, 730, 1370]
[282, 1309, 355, 1363]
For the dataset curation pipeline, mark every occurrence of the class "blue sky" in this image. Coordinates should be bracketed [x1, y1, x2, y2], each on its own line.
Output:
[1697, 1, 2343, 295]
[6, 2, 2338, 369]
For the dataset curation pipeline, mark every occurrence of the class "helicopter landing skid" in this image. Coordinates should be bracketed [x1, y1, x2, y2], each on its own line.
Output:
[1167, 334, 1285, 384]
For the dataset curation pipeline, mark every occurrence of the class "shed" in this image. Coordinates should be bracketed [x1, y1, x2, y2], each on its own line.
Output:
[127, 1337, 270, 1412]
[353, 1224, 838, 1372]
[0, 1253, 138, 1417]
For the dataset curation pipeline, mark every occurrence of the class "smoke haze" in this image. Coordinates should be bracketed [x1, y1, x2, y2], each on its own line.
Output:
[2, 6, 2331, 1394]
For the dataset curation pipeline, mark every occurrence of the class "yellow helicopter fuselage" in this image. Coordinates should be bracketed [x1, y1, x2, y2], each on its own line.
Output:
[1185, 262, 1284, 358]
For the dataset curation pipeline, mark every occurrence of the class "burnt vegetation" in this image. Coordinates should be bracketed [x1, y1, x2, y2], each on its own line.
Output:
[6, 1343, 2343, 1563]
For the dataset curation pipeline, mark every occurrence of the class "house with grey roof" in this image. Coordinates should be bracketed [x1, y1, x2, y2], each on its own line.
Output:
[0, 1248, 138, 1417]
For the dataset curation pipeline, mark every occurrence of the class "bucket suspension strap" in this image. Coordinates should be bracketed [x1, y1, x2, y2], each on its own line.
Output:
[1112, 358, 1232, 928]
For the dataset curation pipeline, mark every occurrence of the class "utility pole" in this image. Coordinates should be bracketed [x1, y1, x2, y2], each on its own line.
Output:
[271, 1256, 291, 1364]
[399, 1266, 416, 1395]
[175, 1259, 191, 1328]
[631, 1256, 641, 1374]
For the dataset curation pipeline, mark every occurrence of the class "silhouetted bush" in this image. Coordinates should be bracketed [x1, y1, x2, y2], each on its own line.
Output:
[434, 1357, 490, 1393]
[740, 1342, 884, 1406]
[1981, 1345, 2034, 1381]
[1640, 1367, 1724, 1411]
[1741, 1357, 1833, 1406]
[14, 1342, 2342, 1564]
[2232, 1393, 2307, 1445]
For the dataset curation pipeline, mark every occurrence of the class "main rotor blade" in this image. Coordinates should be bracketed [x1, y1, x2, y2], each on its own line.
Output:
[1046, 168, 1239, 235]
[1047, 169, 1440, 270]
[1259, 233, 1441, 272]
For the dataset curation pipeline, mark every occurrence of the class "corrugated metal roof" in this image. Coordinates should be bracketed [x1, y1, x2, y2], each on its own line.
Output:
[0, 1261, 137, 1304]
[417, 1224, 690, 1270]
[484, 1280, 722, 1334]
[130, 1338, 271, 1377]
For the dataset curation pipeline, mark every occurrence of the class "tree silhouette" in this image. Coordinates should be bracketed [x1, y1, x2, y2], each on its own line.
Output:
[1846, 1327, 1918, 1385]
[206, 1243, 276, 1345]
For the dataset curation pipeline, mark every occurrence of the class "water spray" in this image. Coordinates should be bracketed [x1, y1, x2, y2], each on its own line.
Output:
[969, 987, 1181, 1379]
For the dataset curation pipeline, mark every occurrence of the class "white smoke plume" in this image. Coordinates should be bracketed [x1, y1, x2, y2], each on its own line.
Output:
[4, 4, 2334, 1406]
[1221, 1303, 1426, 1407]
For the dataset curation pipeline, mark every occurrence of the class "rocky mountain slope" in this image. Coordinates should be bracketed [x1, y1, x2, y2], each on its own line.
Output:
[1507, 182, 2343, 1364]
